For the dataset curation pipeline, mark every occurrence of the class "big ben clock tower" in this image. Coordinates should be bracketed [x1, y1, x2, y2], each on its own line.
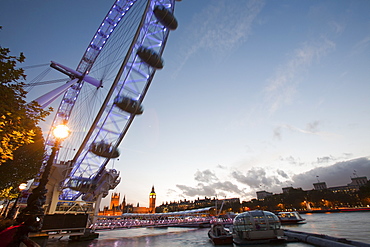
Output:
[149, 185, 156, 213]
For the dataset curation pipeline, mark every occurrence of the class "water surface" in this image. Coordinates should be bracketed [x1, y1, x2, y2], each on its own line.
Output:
[47, 211, 370, 246]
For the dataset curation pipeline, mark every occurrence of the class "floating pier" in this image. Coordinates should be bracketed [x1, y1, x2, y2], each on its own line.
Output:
[284, 229, 370, 247]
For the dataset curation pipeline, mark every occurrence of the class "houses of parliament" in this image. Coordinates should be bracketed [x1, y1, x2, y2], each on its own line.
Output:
[98, 186, 156, 216]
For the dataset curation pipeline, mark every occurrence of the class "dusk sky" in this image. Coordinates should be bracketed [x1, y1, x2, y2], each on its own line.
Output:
[1, 0, 370, 209]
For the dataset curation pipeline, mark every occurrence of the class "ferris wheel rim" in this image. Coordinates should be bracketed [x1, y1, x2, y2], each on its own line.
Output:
[41, 0, 178, 201]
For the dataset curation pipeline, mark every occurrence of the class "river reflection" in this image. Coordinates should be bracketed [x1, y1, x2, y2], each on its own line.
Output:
[283, 211, 370, 244]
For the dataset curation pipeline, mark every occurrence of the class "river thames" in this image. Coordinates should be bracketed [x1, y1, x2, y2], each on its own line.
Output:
[47, 211, 370, 246]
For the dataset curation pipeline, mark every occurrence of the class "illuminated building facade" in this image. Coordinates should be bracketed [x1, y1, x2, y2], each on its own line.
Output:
[314, 176, 368, 193]
[99, 186, 157, 215]
[149, 185, 156, 213]
[98, 193, 125, 216]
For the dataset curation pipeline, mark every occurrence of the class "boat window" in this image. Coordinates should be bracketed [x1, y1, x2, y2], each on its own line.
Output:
[233, 211, 281, 232]
[250, 211, 264, 217]
[234, 212, 254, 231]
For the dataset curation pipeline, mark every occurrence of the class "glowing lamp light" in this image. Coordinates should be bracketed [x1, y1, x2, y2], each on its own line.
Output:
[18, 183, 27, 191]
[53, 124, 70, 139]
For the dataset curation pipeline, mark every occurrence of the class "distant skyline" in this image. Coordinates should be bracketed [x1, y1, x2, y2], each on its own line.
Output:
[1, 0, 369, 208]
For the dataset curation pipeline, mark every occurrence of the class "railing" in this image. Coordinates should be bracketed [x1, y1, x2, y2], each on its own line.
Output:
[91, 216, 234, 230]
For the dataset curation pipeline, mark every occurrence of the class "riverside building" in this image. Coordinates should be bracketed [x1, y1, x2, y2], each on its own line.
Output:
[99, 186, 157, 216]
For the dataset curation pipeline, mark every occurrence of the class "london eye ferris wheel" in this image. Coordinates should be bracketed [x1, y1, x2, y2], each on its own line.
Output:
[33, 0, 180, 205]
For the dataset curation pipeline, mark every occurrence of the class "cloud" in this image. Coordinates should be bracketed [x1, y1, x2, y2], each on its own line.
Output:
[166, 188, 177, 197]
[174, 157, 370, 201]
[284, 124, 313, 134]
[265, 38, 336, 113]
[213, 181, 246, 197]
[216, 164, 227, 169]
[273, 121, 339, 140]
[292, 157, 370, 189]
[231, 167, 286, 189]
[176, 168, 248, 198]
[277, 169, 289, 179]
[329, 21, 345, 34]
[194, 169, 218, 183]
[175, 167, 290, 200]
[279, 156, 304, 166]
[176, 183, 215, 197]
[175, 0, 265, 73]
[306, 121, 320, 133]
[351, 35, 370, 56]
[316, 156, 335, 163]
[176, 181, 246, 198]
[273, 126, 282, 140]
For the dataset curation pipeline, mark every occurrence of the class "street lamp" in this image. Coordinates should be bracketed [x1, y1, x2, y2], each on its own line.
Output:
[52, 124, 70, 140]
[6, 183, 27, 219]
[19, 183, 28, 191]
[16, 124, 70, 236]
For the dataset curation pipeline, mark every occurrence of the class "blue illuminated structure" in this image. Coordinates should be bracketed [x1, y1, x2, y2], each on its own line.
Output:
[34, 0, 179, 207]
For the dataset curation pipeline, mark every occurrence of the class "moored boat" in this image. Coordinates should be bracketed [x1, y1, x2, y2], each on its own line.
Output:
[232, 210, 287, 245]
[277, 211, 306, 224]
[208, 224, 233, 245]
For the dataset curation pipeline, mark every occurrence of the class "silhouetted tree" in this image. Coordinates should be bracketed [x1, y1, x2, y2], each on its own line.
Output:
[0, 126, 44, 191]
[0, 31, 51, 164]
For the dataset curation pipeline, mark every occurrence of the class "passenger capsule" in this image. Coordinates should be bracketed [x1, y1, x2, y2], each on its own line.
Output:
[90, 141, 120, 158]
[114, 95, 143, 115]
[67, 177, 96, 193]
[154, 5, 178, 30]
[137, 46, 163, 69]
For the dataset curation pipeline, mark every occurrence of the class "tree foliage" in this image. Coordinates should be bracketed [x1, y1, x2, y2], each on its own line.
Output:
[0, 126, 45, 192]
[0, 29, 51, 164]
[0, 186, 18, 200]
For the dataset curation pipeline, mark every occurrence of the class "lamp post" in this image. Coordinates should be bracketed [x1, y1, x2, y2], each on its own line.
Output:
[15, 124, 70, 241]
[6, 183, 27, 219]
